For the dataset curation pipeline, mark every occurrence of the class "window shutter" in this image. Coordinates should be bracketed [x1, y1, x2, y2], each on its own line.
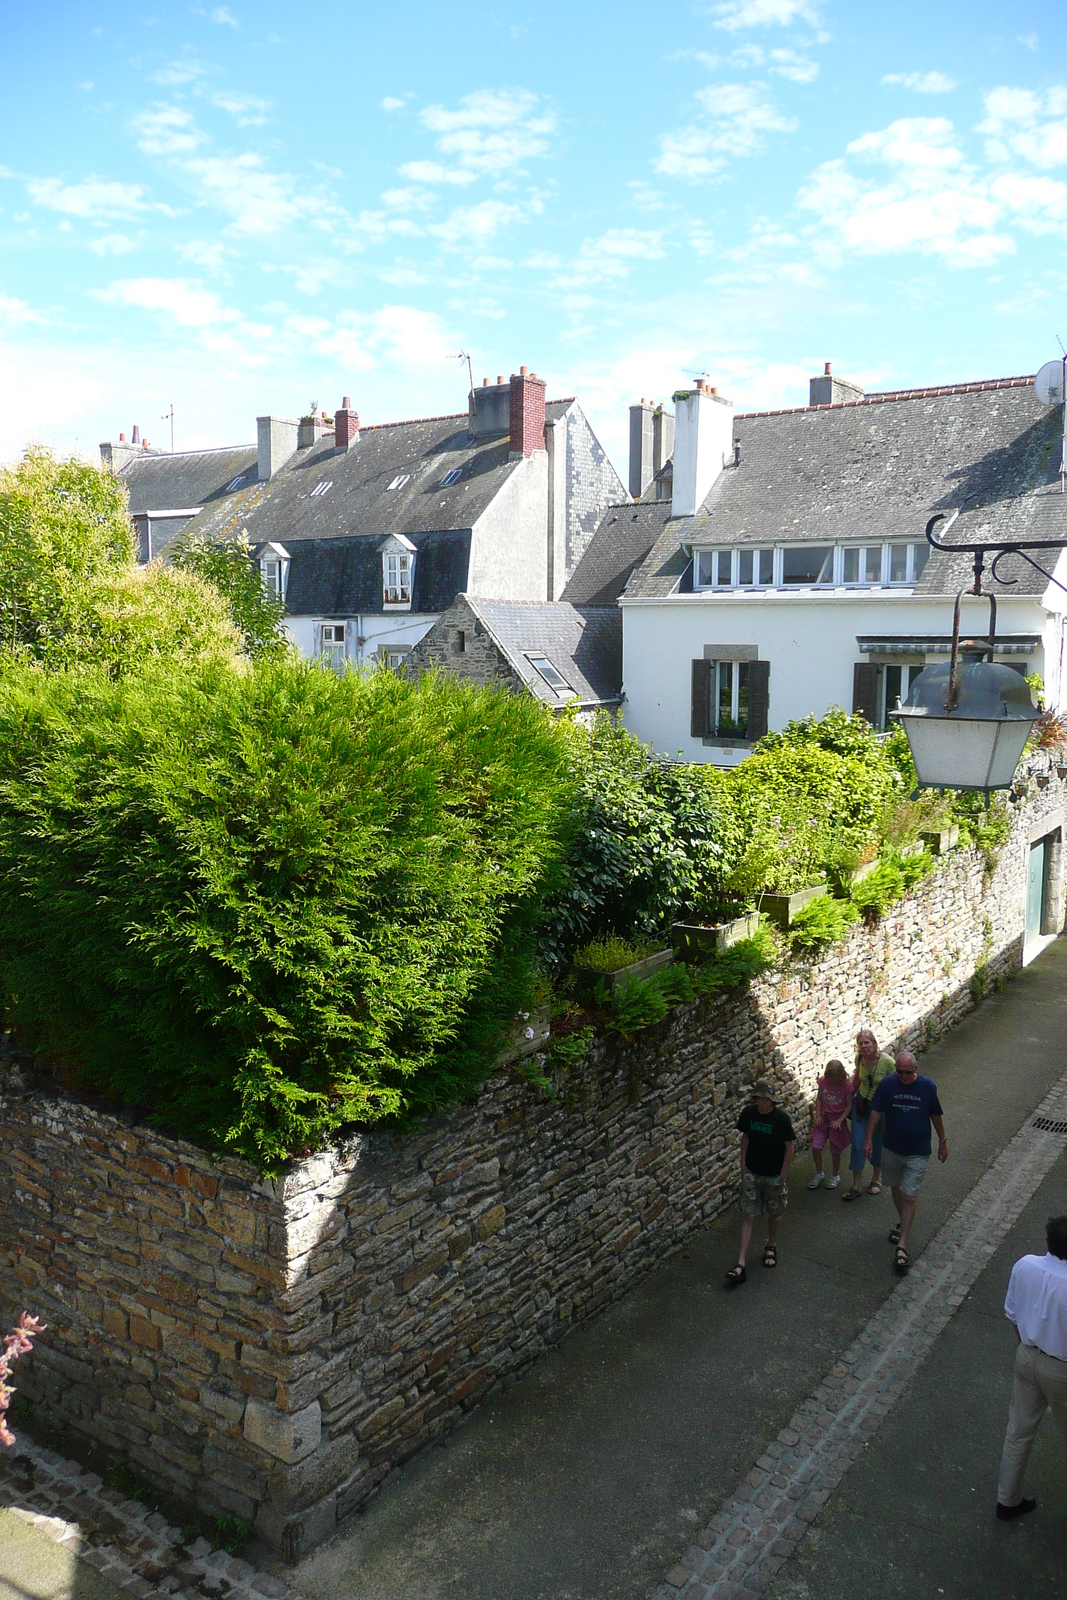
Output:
[747, 660, 770, 742]
[691, 659, 711, 738]
[852, 662, 879, 725]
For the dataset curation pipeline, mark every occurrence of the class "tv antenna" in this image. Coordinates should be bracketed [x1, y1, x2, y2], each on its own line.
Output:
[454, 351, 475, 396]
[160, 403, 174, 452]
[1034, 342, 1067, 493]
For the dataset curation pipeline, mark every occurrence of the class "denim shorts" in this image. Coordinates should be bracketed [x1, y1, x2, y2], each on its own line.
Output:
[740, 1169, 788, 1218]
[880, 1148, 930, 1196]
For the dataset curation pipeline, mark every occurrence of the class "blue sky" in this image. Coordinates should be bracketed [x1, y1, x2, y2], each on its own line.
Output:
[2, 0, 1065, 471]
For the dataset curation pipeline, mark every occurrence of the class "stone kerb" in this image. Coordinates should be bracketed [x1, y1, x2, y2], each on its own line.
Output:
[1, 773, 1063, 1558]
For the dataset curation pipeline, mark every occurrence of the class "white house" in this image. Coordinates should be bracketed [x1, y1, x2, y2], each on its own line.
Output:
[103, 371, 625, 669]
[618, 368, 1067, 765]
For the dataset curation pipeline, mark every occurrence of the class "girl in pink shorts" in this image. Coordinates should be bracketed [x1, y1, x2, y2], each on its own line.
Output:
[808, 1060, 853, 1190]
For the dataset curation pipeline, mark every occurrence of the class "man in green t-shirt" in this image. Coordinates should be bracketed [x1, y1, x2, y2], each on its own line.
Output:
[725, 1079, 796, 1288]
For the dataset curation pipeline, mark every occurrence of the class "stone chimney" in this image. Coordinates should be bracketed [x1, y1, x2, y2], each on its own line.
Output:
[335, 397, 360, 451]
[671, 380, 734, 517]
[653, 404, 674, 478]
[469, 375, 511, 439]
[100, 432, 139, 474]
[809, 361, 864, 407]
[509, 367, 546, 459]
[298, 413, 324, 449]
[257, 415, 300, 481]
[629, 400, 655, 499]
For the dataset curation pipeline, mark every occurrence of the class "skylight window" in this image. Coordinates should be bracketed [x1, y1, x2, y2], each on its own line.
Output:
[440, 468, 462, 487]
[225, 475, 246, 492]
[386, 473, 410, 492]
[310, 480, 333, 498]
[526, 655, 572, 694]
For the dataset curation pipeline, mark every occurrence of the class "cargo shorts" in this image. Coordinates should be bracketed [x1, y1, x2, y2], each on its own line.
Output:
[740, 1169, 788, 1219]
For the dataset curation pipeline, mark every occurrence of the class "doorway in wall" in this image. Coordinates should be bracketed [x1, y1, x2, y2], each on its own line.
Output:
[1023, 828, 1061, 965]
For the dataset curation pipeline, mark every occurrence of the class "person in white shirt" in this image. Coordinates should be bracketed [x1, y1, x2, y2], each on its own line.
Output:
[996, 1214, 1067, 1520]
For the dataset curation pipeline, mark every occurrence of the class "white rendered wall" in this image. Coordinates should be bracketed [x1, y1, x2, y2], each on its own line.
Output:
[620, 591, 1051, 765]
[468, 453, 549, 601]
[285, 613, 436, 664]
[671, 390, 734, 518]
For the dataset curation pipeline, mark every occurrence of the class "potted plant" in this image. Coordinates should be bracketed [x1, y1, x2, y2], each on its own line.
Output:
[570, 934, 673, 997]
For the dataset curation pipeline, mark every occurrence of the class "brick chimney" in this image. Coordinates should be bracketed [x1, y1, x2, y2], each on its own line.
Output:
[509, 367, 546, 459]
[335, 396, 360, 451]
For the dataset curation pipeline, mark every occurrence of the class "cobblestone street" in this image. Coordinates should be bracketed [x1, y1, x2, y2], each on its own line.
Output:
[4, 937, 1066, 1600]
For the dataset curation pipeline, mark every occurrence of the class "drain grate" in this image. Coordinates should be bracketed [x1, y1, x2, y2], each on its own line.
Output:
[1032, 1116, 1067, 1135]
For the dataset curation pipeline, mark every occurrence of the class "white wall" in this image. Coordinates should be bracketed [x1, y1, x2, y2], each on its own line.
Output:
[468, 454, 549, 600]
[621, 591, 1052, 764]
[285, 613, 435, 664]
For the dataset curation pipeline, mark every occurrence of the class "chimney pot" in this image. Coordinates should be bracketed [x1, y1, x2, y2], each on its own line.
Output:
[824, 361, 832, 375]
[342, 395, 351, 409]
[131, 425, 140, 444]
[710, 386, 718, 396]
[496, 375, 503, 385]
[483, 377, 489, 386]
[520, 365, 529, 377]
[119, 432, 126, 442]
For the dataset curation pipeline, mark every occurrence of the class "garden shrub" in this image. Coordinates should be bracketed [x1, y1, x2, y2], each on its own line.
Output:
[573, 934, 651, 972]
[788, 895, 860, 950]
[0, 660, 577, 1169]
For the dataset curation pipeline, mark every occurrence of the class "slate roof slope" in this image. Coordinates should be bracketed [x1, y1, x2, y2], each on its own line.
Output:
[561, 502, 672, 606]
[466, 598, 622, 706]
[178, 401, 576, 552]
[285, 532, 472, 617]
[626, 378, 1067, 602]
[120, 446, 259, 514]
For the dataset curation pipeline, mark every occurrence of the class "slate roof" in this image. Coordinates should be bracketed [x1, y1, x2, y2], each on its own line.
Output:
[561, 502, 672, 606]
[179, 402, 575, 551]
[284, 531, 472, 617]
[626, 377, 1067, 603]
[465, 598, 622, 706]
[120, 446, 259, 514]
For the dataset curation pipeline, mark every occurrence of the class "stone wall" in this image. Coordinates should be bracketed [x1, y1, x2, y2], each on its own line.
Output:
[1, 776, 1063, 1559]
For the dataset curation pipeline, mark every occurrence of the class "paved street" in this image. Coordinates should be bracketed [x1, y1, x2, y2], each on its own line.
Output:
[274, 937, 1067, 1600]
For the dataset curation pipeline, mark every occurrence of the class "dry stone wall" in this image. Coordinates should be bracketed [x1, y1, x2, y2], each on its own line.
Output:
[1, 775, 1063, 1559]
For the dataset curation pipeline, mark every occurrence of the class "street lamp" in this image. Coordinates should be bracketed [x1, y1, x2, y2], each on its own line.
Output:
[891, 510, 1048, 793]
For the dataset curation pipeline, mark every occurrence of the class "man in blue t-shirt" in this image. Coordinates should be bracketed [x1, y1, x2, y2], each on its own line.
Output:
[865, 1050, 947, 1276]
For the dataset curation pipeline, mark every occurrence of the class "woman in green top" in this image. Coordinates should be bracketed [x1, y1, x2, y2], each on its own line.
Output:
[842, 1028, 895, 1200]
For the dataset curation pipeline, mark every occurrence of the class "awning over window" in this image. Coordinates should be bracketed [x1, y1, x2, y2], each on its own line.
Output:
[857, 634, 1040, 657]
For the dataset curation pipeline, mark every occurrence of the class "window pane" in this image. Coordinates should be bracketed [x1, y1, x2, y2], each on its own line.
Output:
[781, 546, 834, 585]
[736, 661, 750, 739]
[884, 665, 903, 725]
[890, 544, 908, 582]
[718, 662, 732, 729]
[759, 549, 775, 585]
[864, 547, 882, 584]
[715, 550, 732, 586]
[843, 548, 859, 584]
[737, 549, 754, 586]
[912, 542, 930, 579]
[696, 550, 714, 587]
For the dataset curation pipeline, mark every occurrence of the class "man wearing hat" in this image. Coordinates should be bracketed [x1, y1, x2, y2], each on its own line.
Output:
[725, 1078, 796, 1287]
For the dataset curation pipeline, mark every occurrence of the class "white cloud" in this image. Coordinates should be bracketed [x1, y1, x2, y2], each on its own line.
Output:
[26, 176, 151, 220]
[730, 44, 819, 81]
[711, 0, 821, 32]
[88, 232, 139, 256]
[978, 85, 1067, 169]
[351, 209, 424, 246]
[398, 160, 477, 187]
[211, 6, 238, 25]
[132, 106, 207, 157]
[417, 89, 555, 181]
[381, 97, 405, 112]
[0, 293, 44, 326]
[428, 198, 531, 249]
[1018, 33, 1038, 51]
[212, 91, 270, 126]
[882, 71, 958, 94]
[655, 83, 796, 179]
[566, 228, 666, 286]
[92, 276, 238, 328]
[151, 58, 213, 87]
[380, 186, 435, 212]
[316, 304, 460, 373]
[176, 238, 228, 268]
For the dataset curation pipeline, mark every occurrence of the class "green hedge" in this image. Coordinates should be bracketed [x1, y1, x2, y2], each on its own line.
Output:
[0, 661, 575, 1168]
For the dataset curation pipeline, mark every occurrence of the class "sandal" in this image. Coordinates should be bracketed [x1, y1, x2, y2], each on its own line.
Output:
[867, 1182, 882, 1196]
[888, 1226, 901, 1246]
[763, 1243, 778, 1269]
[894, 1247, 910, 1275]
[725, 1264, 747, 1289]
[841, 1188, 863, 1202]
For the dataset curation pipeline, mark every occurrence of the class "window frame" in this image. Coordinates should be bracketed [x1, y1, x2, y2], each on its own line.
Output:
[382, 549, 413, 607]
[320, 621, 346, 670]
[694, 540, 930, 592]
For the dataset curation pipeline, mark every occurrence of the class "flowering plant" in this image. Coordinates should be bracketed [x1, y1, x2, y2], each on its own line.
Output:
[0, 1313, 45, 1447]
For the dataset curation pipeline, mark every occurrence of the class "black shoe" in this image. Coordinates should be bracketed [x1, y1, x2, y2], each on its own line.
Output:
[996, 1497, 1037, 1521]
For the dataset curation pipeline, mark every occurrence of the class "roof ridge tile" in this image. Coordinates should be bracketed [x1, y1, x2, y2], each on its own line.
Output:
[736, 374, 1036, 421]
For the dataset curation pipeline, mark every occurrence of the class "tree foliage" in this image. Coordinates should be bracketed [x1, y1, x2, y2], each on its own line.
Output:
[169, 532, 290, 661]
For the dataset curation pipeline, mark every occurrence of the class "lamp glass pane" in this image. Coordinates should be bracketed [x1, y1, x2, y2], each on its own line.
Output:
[902, 716, 1031, 790]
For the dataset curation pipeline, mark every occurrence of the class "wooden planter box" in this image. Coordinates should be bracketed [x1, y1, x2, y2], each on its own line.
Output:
[919, 825, 959, 856]
[849, 859, 880, 885]
[572, 947, 673, 997]
[899, 840, 925, 859]
[671, 911, 760, 955]
[497, 1003, 551, 1065]
[762, 885, 828, 929]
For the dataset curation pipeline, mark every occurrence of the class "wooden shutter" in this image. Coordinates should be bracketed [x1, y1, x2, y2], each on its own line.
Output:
[852, 662, 879, 725]
[746, 660, 770, 742]
[691, 659, 711, 738]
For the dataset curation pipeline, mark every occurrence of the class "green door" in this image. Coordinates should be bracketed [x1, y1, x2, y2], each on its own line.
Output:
[1026, 840, 1047, 940]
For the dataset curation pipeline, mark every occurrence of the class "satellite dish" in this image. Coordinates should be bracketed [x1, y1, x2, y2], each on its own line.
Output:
[1035, 359, 1065, 407]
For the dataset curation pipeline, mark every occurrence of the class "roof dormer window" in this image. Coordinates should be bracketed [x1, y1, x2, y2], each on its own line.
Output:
[258, 541, 290, 602]
[381, 533, 416, 609]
